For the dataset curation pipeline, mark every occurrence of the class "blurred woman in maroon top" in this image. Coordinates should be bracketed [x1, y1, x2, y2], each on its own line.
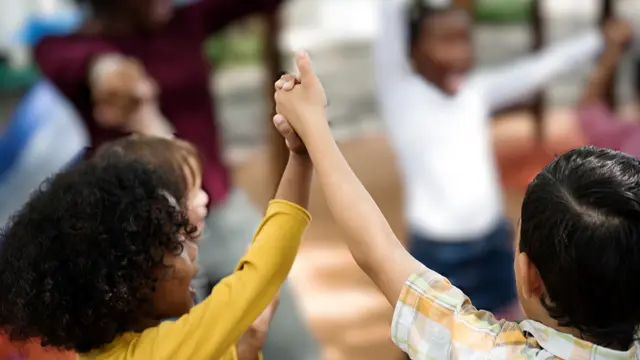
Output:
[34, 0, 318, 359]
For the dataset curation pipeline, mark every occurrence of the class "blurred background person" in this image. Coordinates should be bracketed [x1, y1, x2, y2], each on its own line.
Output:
[374, 0, 627, 318]
[31, 0, 318, 359]
[0, 80, 86, 230]
[2, 0, 639, 359]
[0, 5, 86, 231]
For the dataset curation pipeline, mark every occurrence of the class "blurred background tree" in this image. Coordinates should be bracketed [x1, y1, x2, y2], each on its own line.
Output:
[475, 0, 532, 23]
[204, 20, 264, 67]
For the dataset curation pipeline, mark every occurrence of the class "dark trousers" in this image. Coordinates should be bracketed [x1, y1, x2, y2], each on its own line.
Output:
[409, 220, 517, 312]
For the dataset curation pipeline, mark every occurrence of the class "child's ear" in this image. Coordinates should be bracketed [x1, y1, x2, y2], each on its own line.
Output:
[516, 253, 544, 300]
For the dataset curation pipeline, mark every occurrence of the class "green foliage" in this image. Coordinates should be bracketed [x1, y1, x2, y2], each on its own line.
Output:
[0, 63, 39, 92]
[474, 0, 533, 23]
[204, 30, 263, 67]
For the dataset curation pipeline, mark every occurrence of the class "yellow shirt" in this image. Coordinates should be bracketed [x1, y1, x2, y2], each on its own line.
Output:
[80, 200, 310, 360]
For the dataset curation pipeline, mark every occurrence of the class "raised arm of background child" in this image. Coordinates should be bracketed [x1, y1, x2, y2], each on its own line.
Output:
[35, 37, 167, 133]
[273, 149, 313, 209]
[472, 24, 609, 112]
[34, 36, 116, 100]
[276, 52, 424, 305]
[373, 0, 413, 86]
[581, 21, 633, 106]
[128, 155, 311, 359]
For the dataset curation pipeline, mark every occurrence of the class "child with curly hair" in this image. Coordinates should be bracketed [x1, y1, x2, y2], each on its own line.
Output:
[275, 51, 640, 359]
[93, 136, 210, 239]
[0, 125, 313, 360]
[92, 134, 281, 359]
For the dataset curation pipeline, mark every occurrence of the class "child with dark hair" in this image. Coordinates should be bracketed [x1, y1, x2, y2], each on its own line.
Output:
[578, 23, 640, 156]
[0, 126, 313, 359]
[374, 0, 630, 318]
[275, 51, 640, 359]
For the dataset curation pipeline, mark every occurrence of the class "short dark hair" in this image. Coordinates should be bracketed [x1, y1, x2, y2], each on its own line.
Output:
[406, 0, 460, 51]
[0, 156, 195, 352]
[520, 146, 640, 348]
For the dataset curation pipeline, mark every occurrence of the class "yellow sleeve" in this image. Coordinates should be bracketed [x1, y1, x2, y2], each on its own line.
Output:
[131, 200, 310, 359]
[218, 347, 238, 360]
[217, 346, 264, 360]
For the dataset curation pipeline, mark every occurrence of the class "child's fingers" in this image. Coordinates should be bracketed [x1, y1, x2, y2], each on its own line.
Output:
[285, 134, 304, 152]
[274, 74, 300, 91]
[274, 91, 281, 108]
[274, 114, 304, 151]
[274, 74, 289, 90]
[278, 118, 305, 152]
[282, 75, 300, 91]
[273, 114, 293, 137]
[295, 50, 316, 82]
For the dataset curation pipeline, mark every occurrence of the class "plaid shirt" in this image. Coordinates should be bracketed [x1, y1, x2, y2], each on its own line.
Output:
[392, 268, 640, 359]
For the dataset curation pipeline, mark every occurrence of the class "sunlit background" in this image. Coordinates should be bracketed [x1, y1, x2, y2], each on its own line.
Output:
[1, 0, 639, 359]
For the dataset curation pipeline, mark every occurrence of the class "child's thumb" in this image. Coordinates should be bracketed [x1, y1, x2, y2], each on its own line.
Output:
[295, 50, 316, 82]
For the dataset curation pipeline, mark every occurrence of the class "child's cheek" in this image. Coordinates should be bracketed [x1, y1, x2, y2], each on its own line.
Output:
[187, 189, 209, 232]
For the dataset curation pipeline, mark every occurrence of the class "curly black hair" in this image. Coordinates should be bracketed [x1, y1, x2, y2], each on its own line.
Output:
[0, 156, 193, 353]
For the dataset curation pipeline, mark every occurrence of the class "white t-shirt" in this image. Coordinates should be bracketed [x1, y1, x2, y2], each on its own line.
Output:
[374, 0, 603, 240]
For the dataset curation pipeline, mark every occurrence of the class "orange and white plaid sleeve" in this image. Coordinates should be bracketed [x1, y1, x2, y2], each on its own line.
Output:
[391, 268, 527, 359]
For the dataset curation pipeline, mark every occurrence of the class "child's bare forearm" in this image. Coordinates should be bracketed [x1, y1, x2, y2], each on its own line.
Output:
[235, 343, 261, 360]
[305, 124, 396, 264]
[303, 117, 422, 303]
[274, 152, 312, 210]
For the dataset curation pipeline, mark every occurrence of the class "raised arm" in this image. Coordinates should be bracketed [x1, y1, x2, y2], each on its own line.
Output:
[131, 150, 311, 359]
[275, 52, 519, 360]
[35, 36, 168, 133]
[576, 22, 635, 151]
[472, 29, 605, 112]
[34, 36, 116, 100]
[276, 52, 423, 305]
[373, 0, 413, 86]
[306, 124, 420, 304]
[581, 21, 633, 106]
[181, 0, 285, 35]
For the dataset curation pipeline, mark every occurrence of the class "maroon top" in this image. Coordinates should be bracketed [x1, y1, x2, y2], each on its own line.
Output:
[578, 101, 640, 158]
[35, 0, 282, 204]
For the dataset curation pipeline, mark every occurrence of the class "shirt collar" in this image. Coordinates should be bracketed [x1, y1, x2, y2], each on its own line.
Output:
[519, 320, 638, 360]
